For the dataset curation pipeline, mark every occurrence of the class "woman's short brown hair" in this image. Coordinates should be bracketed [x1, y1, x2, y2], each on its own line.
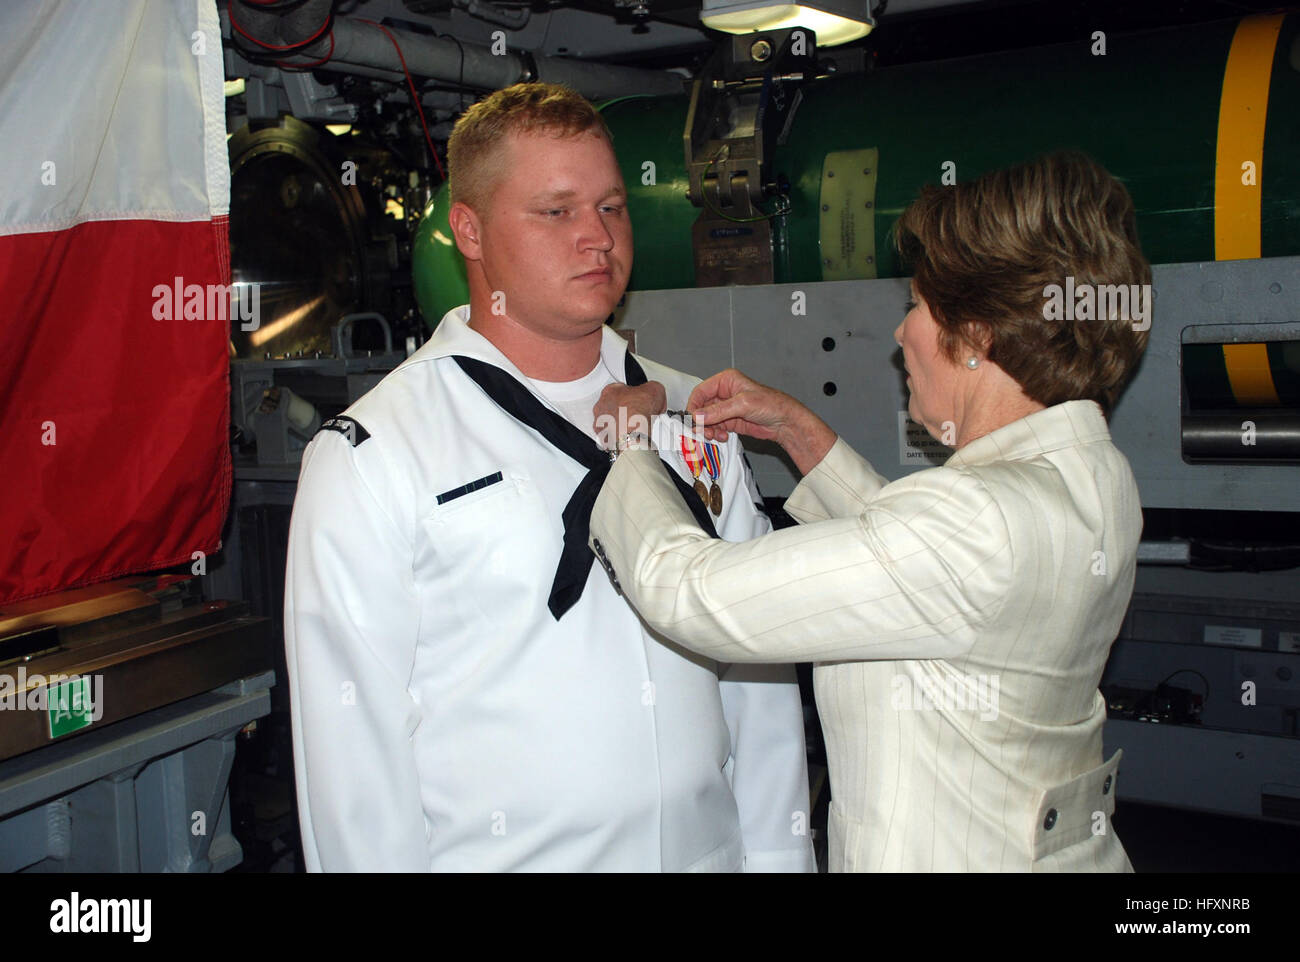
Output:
[894, 151, 1151, 415]
[446, 82, 613, 214]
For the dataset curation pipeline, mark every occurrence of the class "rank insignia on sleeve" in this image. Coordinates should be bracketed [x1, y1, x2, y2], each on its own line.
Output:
[318, 416, 371, 447]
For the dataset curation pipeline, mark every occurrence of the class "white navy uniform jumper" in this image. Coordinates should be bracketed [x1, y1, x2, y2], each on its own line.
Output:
[284, 305, 815, 872]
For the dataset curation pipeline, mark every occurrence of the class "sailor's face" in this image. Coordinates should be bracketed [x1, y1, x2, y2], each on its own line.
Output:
[475, 129, 632, 341]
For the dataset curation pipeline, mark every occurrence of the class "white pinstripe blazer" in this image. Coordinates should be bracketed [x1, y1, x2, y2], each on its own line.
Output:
[589, 400, 1139, 871]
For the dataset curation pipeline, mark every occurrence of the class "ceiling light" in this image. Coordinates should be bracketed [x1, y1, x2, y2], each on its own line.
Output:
[700, 0, 875, 47]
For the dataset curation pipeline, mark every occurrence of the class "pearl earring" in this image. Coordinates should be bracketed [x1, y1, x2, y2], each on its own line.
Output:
[965, 356, 979, 370]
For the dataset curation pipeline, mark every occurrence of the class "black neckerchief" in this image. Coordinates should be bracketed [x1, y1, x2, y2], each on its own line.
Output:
[452, 351, 718, 620]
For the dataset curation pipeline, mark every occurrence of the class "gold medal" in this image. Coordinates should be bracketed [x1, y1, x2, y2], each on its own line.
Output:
[703, 442, 724, 516]
[682, 435, 709, 506]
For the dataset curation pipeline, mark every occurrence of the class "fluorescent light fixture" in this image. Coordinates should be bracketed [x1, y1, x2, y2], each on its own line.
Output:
[700, 0, 874, 46]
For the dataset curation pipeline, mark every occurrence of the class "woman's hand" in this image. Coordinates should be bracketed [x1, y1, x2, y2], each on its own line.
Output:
[687, 369, 796, 442]
[688, 369, 836, 476]
[592, 381, 667, 449]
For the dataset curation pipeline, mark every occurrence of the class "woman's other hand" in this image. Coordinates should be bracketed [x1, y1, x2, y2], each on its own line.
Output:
[593, 381, 667, 449]
[688, 369, 836, 476]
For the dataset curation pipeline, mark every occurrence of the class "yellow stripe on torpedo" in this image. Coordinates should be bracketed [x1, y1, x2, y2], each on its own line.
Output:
[1222, 342, 1281, 407]
[1214, 14, 1284, 261]
[1216, 16, 1284, 406]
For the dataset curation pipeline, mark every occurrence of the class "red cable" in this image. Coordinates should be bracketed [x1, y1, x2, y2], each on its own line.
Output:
[281, 31, 335, 70]
[228, 1, 332, 52]
[355, 18, 447, 181]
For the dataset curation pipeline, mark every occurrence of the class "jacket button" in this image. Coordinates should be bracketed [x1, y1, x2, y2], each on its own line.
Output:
[1103, 774, 1113, 795]
[1043, 808, 1058, 831]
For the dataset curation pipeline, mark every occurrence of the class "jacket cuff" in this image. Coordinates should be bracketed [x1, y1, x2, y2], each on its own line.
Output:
[784, 435, 862, 523]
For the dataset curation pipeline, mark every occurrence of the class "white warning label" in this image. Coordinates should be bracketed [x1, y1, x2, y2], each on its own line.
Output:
[1204, 624, 1263, 648]
[898, 412, 953, 467]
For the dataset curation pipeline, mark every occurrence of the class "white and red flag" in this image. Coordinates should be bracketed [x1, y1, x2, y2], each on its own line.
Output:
[0, 0, 231, 605]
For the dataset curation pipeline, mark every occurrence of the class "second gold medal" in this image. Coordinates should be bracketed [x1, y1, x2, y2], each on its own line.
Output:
[703, 441, 723, 516]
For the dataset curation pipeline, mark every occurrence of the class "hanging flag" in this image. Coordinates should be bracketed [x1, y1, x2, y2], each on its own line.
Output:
[0, 0, 232, 606]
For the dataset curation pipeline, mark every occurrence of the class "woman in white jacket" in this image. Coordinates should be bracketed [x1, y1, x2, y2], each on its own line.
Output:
[590, 151, 1152, 872]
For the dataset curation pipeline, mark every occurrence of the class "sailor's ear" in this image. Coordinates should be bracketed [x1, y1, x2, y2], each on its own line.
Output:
[448, 201, 483, 261]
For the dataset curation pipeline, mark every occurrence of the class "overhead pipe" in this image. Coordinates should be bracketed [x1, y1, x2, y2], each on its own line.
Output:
[228, 2, 685, 99]
[453, 0, 532, 31]
[228, 0, 335, 63]
[327, 17, 686, 100]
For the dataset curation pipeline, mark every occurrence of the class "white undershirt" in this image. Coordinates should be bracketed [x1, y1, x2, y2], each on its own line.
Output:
[526, 360, 617, 443]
